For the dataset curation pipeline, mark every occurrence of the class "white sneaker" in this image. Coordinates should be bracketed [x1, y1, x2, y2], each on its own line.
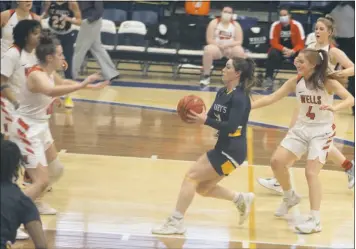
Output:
[257, 177, 283, 194]
[275, 191, 301, 217]
[346, 160, 354, 189]
[151, 216, 186, 235]
[295, 216, 322, 234]
[35, 201, 57, 215]
[200, 76, 210, 86]
[16, 228, 29, 240]
[235, 193, 255, 225]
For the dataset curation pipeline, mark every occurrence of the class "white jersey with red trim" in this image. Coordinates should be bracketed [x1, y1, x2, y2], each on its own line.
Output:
[15, 66, 56, 121]
[1, 46, 38, 100]
[214, 19, 236, 46]
[307, 43, 340, 73]
[296, 77, 334, 125]
[1, 10, 34, 55]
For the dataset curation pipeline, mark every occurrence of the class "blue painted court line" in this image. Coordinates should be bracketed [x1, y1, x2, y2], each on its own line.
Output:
[69, 97, 355, 147]
[78, 78, 344, 99]
[107, 80, 342, 99]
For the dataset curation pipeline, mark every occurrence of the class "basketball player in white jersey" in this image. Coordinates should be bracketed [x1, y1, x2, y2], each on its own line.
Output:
[8, 32, 109, 217]
[257, 15, 355, 193]
[252, 48, 354, 234]
[1, 20, 41, 139]
[200, 6, 245, 85]
[1, 0, 40, 56]
[0, 19, 41, 241]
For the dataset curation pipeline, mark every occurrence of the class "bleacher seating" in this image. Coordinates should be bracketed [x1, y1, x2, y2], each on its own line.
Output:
[132, 10, 159, 25]
[101, 19, 117, 51]
[103, 9, 128, 26]
[115, 20, 148, 73]
[26, 1, 337, 79]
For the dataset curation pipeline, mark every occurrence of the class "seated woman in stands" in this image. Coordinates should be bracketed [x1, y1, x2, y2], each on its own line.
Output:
[200, 6, 245, 85]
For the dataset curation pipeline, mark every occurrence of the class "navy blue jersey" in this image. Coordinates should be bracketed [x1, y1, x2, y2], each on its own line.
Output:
[205, 86, 251, 153]
[48, 1, 74, 34]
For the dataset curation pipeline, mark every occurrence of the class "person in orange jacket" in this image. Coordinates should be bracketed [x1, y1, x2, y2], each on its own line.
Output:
[263, 7, 305, 88]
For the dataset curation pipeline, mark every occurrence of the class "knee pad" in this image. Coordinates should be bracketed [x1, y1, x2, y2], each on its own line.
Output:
[48, 158, 64, 186]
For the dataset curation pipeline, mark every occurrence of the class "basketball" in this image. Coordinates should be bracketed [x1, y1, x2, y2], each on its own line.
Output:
[177, 95, 206, 122]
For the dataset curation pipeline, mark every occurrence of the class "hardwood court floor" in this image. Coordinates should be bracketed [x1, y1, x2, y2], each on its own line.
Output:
[13, 102, 354, 249]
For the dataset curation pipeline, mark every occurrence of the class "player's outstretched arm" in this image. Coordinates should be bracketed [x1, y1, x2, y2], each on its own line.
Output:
[251, 76, 298, 109]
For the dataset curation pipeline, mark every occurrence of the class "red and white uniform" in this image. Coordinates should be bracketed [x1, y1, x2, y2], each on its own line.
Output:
[214, 18, 236, 47]
[9, 65, 56, 168]
[212, 18, 240, 59]
[1, 45, 38, 135]
[280, 76, 335, 164]
[1, 9, 35, 56]
[307, 42, 341, 73]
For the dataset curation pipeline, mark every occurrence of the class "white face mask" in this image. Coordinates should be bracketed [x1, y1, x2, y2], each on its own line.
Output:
[280, 16, 289, 24]
[158, 24, 167, 35]
[221, 13, 232, 22]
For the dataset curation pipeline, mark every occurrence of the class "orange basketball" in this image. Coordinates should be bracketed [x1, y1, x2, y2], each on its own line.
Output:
[177, 95, 206, 123]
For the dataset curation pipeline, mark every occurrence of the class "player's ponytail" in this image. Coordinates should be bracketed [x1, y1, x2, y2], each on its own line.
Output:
[232, 57, 258, 94]
[0, 139, 24, 183]
[36, 30, 61, 64]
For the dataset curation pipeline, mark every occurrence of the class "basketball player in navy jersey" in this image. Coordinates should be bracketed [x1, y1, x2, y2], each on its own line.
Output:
[152, 57, 257, 235]
[41, 0, 82, 108]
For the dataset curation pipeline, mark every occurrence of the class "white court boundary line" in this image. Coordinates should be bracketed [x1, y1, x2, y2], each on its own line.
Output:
[43, 228, 351, 249]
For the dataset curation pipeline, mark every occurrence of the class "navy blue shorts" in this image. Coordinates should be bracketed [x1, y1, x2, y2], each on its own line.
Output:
[207, 148, 246, 176]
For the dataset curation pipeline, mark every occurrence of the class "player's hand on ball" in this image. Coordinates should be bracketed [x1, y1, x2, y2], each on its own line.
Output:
[187, 109, 207, 124]
[319, 104, 335, 112]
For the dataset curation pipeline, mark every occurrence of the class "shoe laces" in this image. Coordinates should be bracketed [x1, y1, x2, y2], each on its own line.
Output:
[162, 217, 178, 228]
[236, 198, 246, 215]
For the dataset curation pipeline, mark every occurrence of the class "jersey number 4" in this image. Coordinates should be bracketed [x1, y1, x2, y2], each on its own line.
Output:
[306, 106, 315, 120]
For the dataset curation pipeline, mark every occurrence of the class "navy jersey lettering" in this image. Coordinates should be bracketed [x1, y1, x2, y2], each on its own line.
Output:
[205, 86, 251, 153]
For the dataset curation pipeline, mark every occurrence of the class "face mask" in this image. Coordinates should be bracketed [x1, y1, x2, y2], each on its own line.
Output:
[158, 24, 167, 36]
[280, 16, 289, 24]
[221, 13, 232, 22]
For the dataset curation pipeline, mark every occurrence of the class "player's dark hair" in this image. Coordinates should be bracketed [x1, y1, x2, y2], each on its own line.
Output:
[13, 19, 41, 50]
[279, 6, 290, 13]
[232, 57, 257, 94]
[300, 48, 329, 90]
[223, 6, 234, 12]
[0, 139, 24, 183]
[36, 30, 61, 64]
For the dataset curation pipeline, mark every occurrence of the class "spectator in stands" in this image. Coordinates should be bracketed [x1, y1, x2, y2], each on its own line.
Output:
[262, 7, 305, 88]
[72, 1, 119, 82]
[200, 6, 244, 85]
[330, 1, 355, 115]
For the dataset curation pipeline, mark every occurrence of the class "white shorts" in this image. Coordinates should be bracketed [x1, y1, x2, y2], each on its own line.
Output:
[0, 97, 14, 136]
[280, 122, 336, 164]
[9, 116, 54, 168]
